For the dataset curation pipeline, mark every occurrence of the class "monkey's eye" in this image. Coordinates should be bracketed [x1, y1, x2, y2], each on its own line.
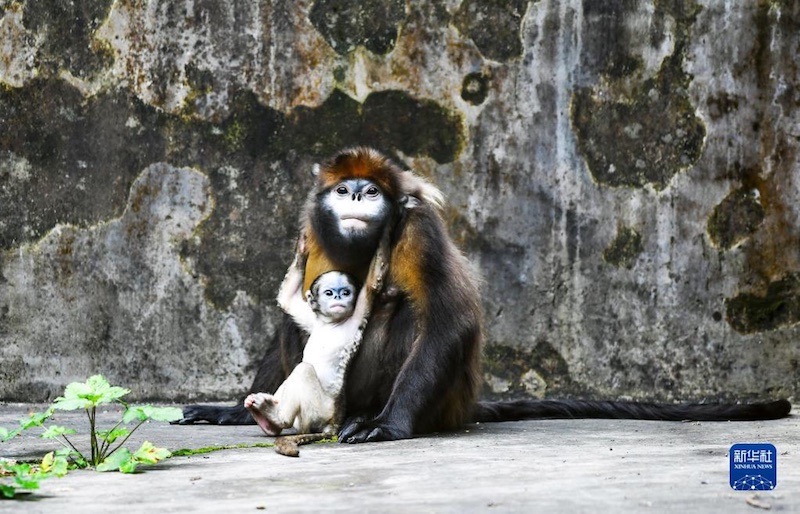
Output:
[335, 185, 349, 196]
[364, 185, 380, 198]
[324, 290, 334, 296]
[342, 289, 351, 296]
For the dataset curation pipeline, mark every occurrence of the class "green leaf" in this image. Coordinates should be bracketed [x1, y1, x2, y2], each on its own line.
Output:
[52, 448, 87, 468]
[54, 375, 130, 410]
[40, 452, 55, 472]
[39, 452, 69, 478]
[52, 396, 92, 411]
[123, 405, 182, 424]
[0, 484, 16, 499]
[0, 427, 21, 442]
[96, 448, 132, 472]
[97, 427, 129, 444]
[13, 475, 40, 490]
[19, 410, 54, 429]
[122, 406, 149, 423]
[41, 425, 77, 440]
[132, 441, 171, 465]
[118, 459, 139, 474]
[86, 375, 130, 404]
[50, 458, 69, 477]
[5, 463, 40, 491]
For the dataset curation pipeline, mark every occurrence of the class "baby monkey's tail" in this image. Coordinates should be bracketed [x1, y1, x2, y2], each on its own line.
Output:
[274, 433, 329, 457]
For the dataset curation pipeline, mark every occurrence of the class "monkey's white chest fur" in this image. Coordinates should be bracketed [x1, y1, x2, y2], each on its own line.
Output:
[301, 325, 358, 397]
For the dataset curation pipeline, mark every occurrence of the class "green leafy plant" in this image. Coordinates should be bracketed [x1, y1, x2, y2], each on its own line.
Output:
[0, 451, 69, 499]
[1, 375, 182, 497]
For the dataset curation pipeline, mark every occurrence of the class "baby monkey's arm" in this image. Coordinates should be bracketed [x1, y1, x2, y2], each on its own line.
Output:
[277, 260, 316, 333]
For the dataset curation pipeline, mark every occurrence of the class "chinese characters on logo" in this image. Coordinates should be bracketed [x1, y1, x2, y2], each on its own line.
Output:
[730, 443, 777, 491]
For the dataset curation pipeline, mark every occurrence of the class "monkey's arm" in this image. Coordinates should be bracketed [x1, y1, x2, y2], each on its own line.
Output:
[347, 246, 385, 328]
[277, 265, 317, 333]
[350, 284, 371, 325]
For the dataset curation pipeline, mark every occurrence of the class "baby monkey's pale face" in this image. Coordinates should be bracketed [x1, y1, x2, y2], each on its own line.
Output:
[309, 271, 358, 322]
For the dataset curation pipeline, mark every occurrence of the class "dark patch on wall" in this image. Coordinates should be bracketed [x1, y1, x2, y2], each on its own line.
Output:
[726, 273, 800, 334]
[707, 188, 765, 250]
[752, 2, 774, 98]
[580, 0, 643, 79]
[736, 5, 800, 278]
[729, 0, 800, 128]
[603, 226, 643, 268]
[22, 0, 114, 78]
[287, 89, 464, 165]
[572, 69, 706, 188]
[706, 93, 741, 120]
[0, 78, 167, 249]
[453, 0, 532, 62]
[461, 72, 491, 105]
[309, 0, 406, 55]
[572, 2, 706, 190]
[0, 77, 462, 306]
[361, 90, 463, 164]
[482, 342, 579, 400]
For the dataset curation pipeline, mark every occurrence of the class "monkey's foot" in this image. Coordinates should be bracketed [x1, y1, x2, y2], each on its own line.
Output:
[338, 416, 412, 444]
[244, 393, 282, 436]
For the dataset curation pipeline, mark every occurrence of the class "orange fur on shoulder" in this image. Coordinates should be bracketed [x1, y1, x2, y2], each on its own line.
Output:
[389, 219, 427, 311]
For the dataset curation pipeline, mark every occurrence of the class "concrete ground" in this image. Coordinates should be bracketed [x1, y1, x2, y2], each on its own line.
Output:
[0, 403, 796, 513]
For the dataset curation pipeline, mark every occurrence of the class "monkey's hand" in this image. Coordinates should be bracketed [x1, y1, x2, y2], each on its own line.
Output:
[277, 268, 303, 311]
[296, 230, 309, 256]
[365, 246, 389, 297]
[285, 231, 309, 275]
[338, 416, 412, 444]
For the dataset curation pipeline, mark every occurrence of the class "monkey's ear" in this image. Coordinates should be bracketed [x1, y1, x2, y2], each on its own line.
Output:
[305, 290, 316, 305]
[311, 163, 321, 177]
[400, 195, 422, 209]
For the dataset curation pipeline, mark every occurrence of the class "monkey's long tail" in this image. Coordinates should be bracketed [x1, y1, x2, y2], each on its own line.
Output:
[472, 399, 792, 422]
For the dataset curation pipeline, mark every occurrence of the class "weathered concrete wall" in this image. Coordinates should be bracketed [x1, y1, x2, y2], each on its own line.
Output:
[0, 0, 797, 403]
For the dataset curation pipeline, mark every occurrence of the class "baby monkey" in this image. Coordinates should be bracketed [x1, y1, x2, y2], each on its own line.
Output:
[245, 268, 369, 443]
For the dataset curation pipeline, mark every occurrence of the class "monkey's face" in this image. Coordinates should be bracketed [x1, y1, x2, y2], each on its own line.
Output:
[321, 179, 390, 235]
[308, 271, 358, 322]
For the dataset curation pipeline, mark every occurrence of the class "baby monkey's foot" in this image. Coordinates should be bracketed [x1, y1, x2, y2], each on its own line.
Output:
[245, 393, 282, 436]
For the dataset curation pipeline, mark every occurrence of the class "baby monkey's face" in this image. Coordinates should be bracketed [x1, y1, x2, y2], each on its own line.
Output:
[310, 271, 358, 322]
